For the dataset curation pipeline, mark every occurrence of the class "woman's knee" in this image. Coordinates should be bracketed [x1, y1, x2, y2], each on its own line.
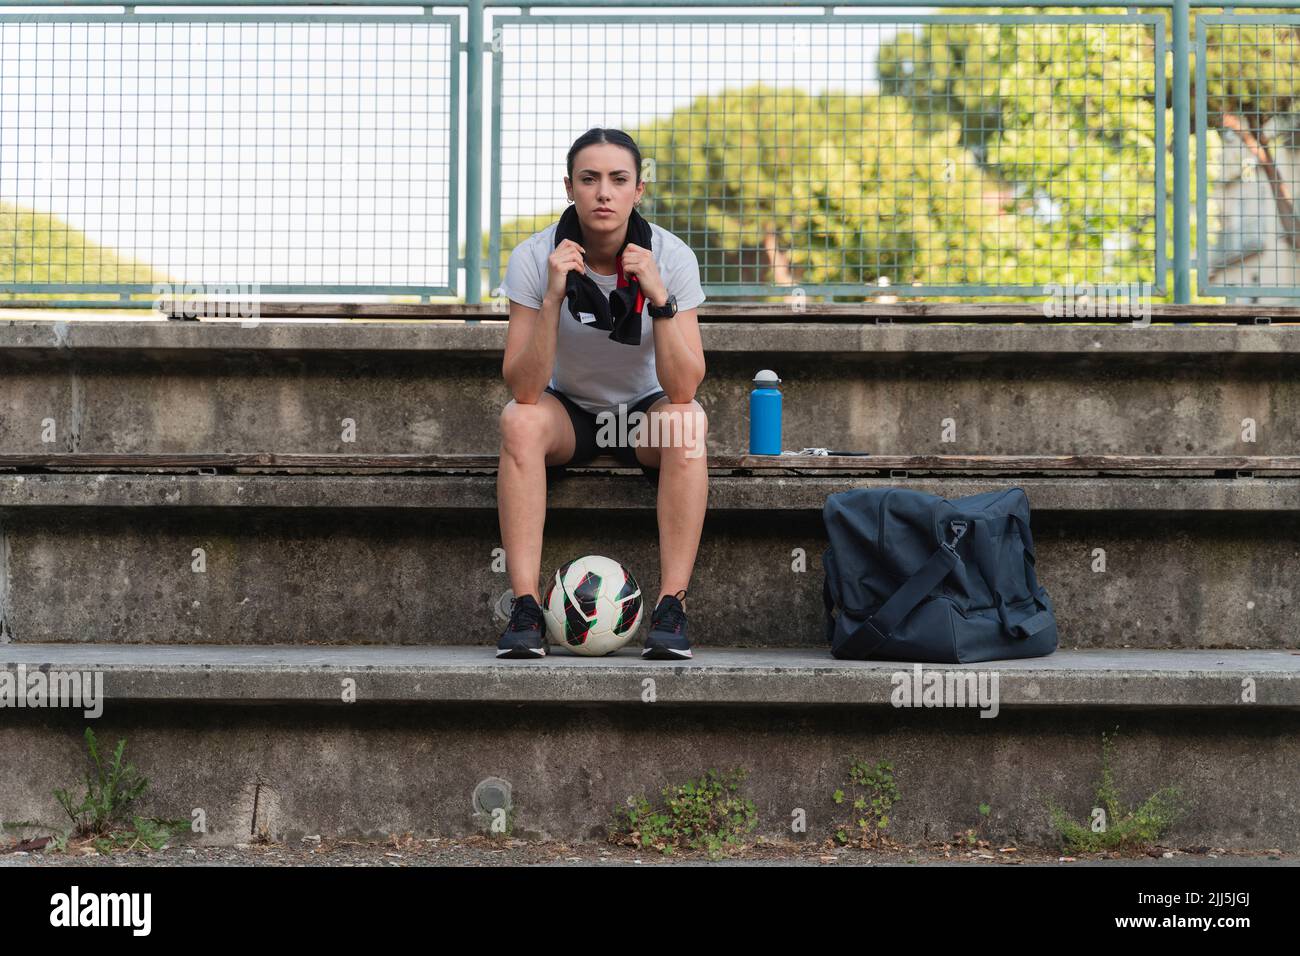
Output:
[655, 400, 709, 464]
[499, 400, 551, 458]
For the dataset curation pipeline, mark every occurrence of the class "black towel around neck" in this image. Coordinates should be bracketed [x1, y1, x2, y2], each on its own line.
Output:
[553, 203, 651, 345]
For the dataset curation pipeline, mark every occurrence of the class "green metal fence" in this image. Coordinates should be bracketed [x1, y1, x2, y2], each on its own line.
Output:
[0, 9, 461, 302]
[1196, 12, 1300, 299]
[0, 1, 1297, 308]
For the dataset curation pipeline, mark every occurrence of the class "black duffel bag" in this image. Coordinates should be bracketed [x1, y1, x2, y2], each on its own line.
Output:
[822, 486, 1058, 663]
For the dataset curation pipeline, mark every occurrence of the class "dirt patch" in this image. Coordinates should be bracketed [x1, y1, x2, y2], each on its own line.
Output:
[1, 833, 1290, 867]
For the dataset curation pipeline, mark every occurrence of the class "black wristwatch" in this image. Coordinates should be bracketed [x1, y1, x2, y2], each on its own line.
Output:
[648, 294, 677, 320]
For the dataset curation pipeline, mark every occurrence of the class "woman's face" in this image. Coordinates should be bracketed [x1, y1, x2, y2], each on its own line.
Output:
[565, 142, 644, 238]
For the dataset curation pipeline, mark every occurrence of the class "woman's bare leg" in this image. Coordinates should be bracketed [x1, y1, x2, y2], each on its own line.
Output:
[633, 398, 709, 608]
[497, 393, 577, 600]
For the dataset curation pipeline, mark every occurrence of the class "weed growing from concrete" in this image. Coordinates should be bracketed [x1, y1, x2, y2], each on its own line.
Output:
[610, 768, 757, 858]
[1047, 729, 1186, 853]
[51, 727, 188, 853]
[832, 758, 900, 847]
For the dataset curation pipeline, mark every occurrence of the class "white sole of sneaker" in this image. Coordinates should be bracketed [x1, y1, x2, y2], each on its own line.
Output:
[496, 645, 547, 658]
[642, 647, 693, 660]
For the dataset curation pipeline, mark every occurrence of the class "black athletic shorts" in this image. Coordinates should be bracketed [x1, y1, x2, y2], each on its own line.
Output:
[544, 384, 667, 489]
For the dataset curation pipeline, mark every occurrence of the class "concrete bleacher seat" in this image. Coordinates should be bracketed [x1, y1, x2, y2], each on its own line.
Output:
[3, 316, 1300, 458]
[0, 453, 1296, 649]
[6, 642, 1298, 708]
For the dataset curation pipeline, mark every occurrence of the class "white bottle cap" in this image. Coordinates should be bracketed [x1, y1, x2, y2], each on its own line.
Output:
[753, 369, 781, 386]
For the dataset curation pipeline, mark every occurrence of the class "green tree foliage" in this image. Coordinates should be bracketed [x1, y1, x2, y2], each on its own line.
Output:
[878, 10, 1164, 288]
[634, 86, 994, 289]
[1, 200, 173, 301]
[1198, 9, 1299, 127]
[877, 6, 1300, 287]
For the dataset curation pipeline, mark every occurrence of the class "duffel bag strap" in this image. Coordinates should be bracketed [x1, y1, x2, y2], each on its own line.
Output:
[822, 548, 839, 644]
[1007, 511, 1045, 600]
[1011, 608, 1054, 638]
[833, 522, 965, 657]
[972, 514, 1051, 640]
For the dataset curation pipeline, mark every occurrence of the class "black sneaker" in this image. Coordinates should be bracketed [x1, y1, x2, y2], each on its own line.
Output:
[643, 589, 693, 660]
[496, 594, 547, 658]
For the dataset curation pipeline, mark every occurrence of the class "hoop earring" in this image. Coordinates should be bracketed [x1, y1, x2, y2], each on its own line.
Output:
[567, 198, 574, 204]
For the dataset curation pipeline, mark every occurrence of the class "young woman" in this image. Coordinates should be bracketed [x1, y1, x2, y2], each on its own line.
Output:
[495, 128, 708, 660]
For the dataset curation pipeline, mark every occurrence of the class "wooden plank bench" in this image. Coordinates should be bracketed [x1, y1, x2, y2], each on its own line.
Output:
[0, 453, 1297, 477]
[134, 300, 1300, 325]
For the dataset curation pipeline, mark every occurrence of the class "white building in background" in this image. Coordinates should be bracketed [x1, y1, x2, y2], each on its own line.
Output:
[1206, 113, 1300, 304]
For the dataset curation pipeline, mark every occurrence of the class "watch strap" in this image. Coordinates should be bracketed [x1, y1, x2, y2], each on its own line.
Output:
[649, 295, 677, 319]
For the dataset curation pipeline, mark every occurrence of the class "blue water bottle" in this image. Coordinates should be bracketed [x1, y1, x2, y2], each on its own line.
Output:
[749, 369, 782, 455]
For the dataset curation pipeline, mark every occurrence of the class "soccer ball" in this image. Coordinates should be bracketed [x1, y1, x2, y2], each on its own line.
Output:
[543, 555, 644, 655]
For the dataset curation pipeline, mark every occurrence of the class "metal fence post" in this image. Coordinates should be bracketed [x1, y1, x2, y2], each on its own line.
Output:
[466, 0, 484, 304]
[1173, 0, 1191, 302]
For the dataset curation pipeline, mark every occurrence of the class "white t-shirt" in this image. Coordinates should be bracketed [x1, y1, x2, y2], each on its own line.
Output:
[497, 221, 706, 414]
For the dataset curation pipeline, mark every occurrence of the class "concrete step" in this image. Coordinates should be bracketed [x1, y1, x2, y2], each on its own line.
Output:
[1, 469, 1297, 650]
[2, 644, 1296, 848]
[3, 644, 1296, 707]
[3, 320, 1299, 457]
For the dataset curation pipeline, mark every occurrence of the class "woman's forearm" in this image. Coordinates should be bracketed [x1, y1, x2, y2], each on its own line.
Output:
[651, 317, 705, 403]
[504, 295, 563, 403]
